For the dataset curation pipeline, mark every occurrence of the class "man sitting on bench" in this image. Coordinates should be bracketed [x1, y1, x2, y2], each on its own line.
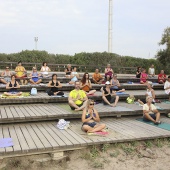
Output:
[68, 81, 88, 111]
[143, 96, 161, 125]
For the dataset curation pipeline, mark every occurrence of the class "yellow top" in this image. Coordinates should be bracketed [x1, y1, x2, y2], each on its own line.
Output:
[69, 89, 86, 105]
[15, 66, 25, 77]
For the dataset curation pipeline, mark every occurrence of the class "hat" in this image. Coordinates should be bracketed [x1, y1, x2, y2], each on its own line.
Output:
[105, 81, 111, 85]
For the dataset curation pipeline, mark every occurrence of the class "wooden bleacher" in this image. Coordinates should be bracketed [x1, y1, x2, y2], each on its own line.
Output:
[0, 72, 170, 159]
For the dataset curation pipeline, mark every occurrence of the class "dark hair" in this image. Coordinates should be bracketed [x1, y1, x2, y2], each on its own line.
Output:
[11, 75, 15, 79]
[42, 62, 47, 66]
[81, 72, 89, 84]
[18, 61, 22, 64]
[52, 74, 57, 80]
[168, 75, 170, 79]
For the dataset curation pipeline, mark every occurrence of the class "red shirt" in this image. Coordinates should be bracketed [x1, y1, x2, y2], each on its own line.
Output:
[158, 74, 166, 83]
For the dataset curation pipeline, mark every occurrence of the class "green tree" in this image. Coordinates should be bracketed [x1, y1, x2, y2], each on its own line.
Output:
[157, 27, 170, 70]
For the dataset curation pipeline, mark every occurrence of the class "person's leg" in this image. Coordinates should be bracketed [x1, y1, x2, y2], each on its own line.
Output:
[30, 79, 36, 84]
[138, 99, 144, 105]
[117, 88, 125, 92]
[87, 124, 106, 133]
[75, 100, 88, 111]
[0, 79, 7, 84]
[112, 96, 119, 107]
[69, 81, 74, 84]
[4, 92, 13, 96]
[155, 112, 160, 122]
[24, 79, 28, 85]
[68, 100, 79, 109]
[143, 113, 156, 123]
[35, 79, 42, 84]
[82, 125, 93, 132]
[87, 90, 96, 95]
[20, 79, 24, 85]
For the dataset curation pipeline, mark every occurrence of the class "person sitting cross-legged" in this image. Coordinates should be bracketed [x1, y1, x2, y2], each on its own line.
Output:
[92, 69, 104, 84]
[47, 74, 64, 96]
[4, 75, 22, 96]
[29, 67, 42, 85]
[143, 96, 161, 125]
[110, 74, 125, 92]
[68, 81, 88, 111]
[81, 99, 106, 133]
[102, 81, 119, 107]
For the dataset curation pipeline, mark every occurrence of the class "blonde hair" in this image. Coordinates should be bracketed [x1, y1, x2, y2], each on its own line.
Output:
[146, 96, 152, 102]
[86, 99, 94, 109]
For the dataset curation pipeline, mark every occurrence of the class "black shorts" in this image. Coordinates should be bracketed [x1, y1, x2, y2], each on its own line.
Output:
[70, 103, 83, 110]
[143, 114, 156, 122]
[103, 98, 115, 105]
[82, 122, 97, 128]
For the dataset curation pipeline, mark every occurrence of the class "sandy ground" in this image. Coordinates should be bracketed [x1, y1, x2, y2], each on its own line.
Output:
[0, 139, 170, 170]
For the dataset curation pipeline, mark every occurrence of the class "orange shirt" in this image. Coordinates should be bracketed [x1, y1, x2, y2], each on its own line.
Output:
[93, 73, 102, 82]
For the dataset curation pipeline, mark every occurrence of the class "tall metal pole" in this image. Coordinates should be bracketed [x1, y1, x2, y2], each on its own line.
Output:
[34, 37, 38, 50]
[108, 0, 113, 53]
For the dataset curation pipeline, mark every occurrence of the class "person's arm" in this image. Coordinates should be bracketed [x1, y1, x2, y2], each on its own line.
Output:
[88, 80, 92, 89]
[47, 81, 53, 87]
[29, 73, 33, 78]
[92, 108, 100, 122]
[1, 72, 4, 77]
[40, 66, 43, 72]
[82, 108, 92, 123]
[15, 81, 20, 88]
[104, 68, 108, 74]
[148, 68, 151, 75]
[56, 81, 62, 88]
[48, 67, 51, 72]
[5, 82, 11, 89]
[151, 89, 155, 99]
[76, 73, 79, 78]
[117, 80, 120, 87]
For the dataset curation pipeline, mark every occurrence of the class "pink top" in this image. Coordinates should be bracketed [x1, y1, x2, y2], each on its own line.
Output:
[140, 73, 147, 82]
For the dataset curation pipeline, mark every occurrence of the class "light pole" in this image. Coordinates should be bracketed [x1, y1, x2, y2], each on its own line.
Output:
[34, 37, 38, 50]
[108, 0, 113, 53]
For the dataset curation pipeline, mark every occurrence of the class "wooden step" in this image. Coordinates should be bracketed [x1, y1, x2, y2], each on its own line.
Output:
[0, 102, 169, 124]
[0, 91, 168, 105]
[0, 116, 170, 158]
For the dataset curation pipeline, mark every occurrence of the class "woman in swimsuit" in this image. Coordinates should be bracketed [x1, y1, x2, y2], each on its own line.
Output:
[81, 99, 106, 133]
[4, 75, 22, 96]
[65, 64, 72, 78]
[47, 74, 64, 96]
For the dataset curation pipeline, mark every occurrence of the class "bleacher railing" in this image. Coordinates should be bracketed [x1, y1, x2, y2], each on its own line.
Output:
[0, 61, 136, 74]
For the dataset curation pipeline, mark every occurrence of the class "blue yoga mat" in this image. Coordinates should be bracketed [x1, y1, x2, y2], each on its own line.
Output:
[0, 138, 14, 148]
[136, 118, 170, 131]
[116, 92, 128, 96]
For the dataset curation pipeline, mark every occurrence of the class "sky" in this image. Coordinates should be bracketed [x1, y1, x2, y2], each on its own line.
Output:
[0, 0, 169, 59]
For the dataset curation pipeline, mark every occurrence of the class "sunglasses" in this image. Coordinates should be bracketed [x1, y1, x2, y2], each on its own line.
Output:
[90, 103, 94, 105]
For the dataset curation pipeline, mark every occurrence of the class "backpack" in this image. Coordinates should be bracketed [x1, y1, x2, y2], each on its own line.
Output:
[31, 88, 37, 95]
[126, 96, 135, 104]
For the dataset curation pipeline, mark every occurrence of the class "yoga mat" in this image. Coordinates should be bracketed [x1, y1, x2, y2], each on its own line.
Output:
[0, 138, 14, 148]
[136, 118, 170, 131]
[1, 92, 30, 99]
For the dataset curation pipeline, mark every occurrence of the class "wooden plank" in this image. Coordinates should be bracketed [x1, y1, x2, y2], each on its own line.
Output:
[1, 108, 7, 119]
[0, 125, 5, 154]
[30, 124, 53, 150]
[2, 126, 14, 153]
[22, 105, 37, 118]
[18, 106, 31, 118]
[14, 107, 25, 119]
[26, 105, 43, 117]
[14, 125, 30, 152]
[31, 105, 48, 117]
[46, 123, 73, 146]
[19, 125, 37, 152]
[8, 125, 22, 153]
[41, 123, 66, 147]
[9, 106, 20, 119]
[4, 107, 14, 119]
[37, 124, 59, 149]
[25, 124, 45, 150]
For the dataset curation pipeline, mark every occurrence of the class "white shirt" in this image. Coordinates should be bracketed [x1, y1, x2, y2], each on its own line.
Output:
[164, 81, 170, 94]
[149, 68, 155, 75]
[143, 104, 156, 115]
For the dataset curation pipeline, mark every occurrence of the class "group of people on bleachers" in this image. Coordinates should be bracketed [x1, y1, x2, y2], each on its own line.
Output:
[0, 62, 170, 132]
